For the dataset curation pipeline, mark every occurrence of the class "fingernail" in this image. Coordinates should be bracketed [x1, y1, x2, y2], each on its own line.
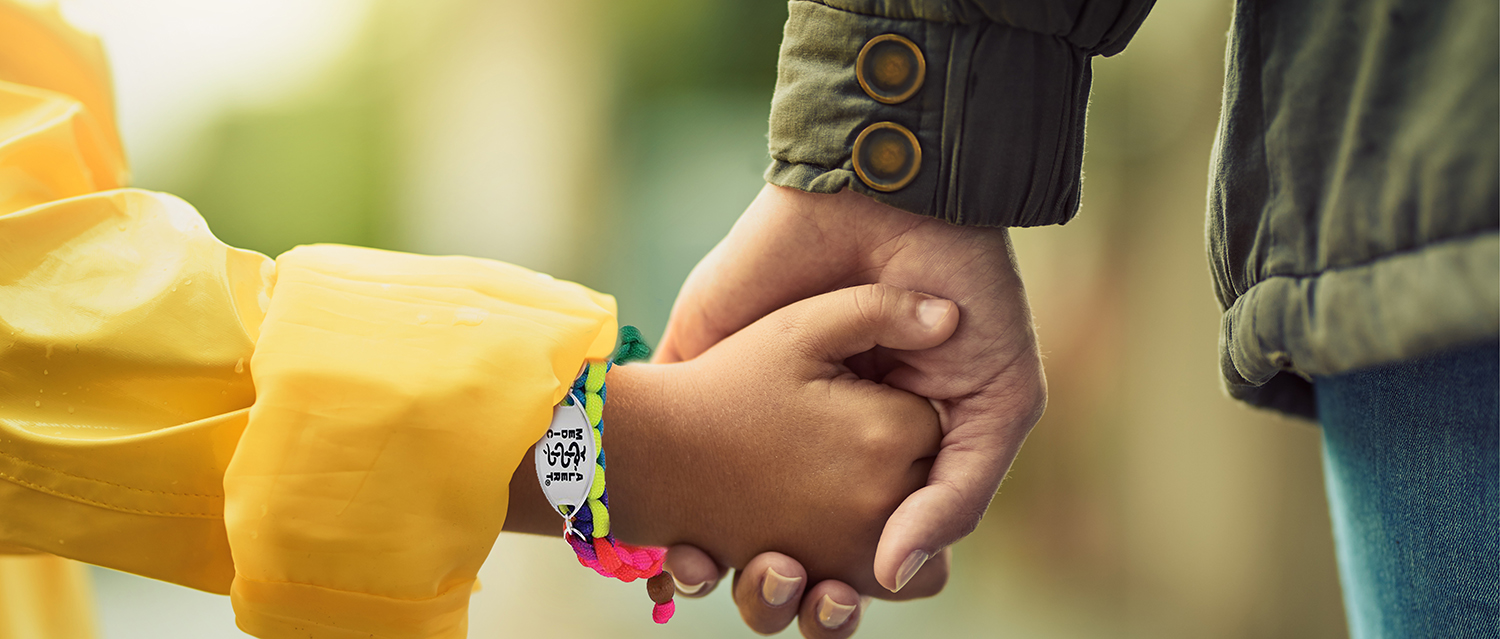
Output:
[917, 299, 950, 328]
[893, 550, 929, 592]
[761, 567, 802, 607]
[816, 594, 857, 629]
[672, 574, 709, 596]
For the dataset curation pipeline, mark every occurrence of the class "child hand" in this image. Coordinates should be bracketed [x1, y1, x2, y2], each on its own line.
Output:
[602, 284, 957, 598]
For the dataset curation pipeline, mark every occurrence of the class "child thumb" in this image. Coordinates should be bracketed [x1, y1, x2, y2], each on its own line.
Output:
[787, 284, 959, 361]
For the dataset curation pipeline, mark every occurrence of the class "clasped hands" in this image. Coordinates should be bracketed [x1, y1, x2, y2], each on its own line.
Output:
[506, 184, 1045, 636]
[652, 185, 1047, 637]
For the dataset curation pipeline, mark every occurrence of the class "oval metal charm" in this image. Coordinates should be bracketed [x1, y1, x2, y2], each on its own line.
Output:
[535, 391, 597, 518]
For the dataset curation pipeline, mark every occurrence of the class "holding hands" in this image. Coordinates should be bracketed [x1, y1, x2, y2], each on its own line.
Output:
[507, 283, 958, 633]
[512, 184, 1045, 637]
[655, 185, 1048, 635]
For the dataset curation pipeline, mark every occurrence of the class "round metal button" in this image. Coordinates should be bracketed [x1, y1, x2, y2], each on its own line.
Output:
[852, 122, 921, 192]
[856, 34, 925, 104]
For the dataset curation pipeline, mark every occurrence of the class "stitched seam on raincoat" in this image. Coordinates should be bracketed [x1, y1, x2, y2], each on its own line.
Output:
[231, 609, 370, 635]
[0, 469, 220, 518]
[0, 448, 223, 498]
[235, 573, 476, 603]
[230, 603, 462, 637]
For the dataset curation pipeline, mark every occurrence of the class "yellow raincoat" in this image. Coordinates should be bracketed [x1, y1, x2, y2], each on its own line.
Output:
[0, 3, 617, 637]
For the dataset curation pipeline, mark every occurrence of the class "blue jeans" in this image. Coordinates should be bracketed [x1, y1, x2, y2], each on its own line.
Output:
[1317, 342, 1499, 639]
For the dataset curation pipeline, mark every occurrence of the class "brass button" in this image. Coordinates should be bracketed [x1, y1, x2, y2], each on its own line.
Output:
[856, 34, 925, 104]
[852, 122, 920, 192]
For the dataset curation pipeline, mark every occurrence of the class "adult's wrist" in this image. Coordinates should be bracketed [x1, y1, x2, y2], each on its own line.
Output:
[750, 185, 925, 280]
[763, 185, 1003, 281]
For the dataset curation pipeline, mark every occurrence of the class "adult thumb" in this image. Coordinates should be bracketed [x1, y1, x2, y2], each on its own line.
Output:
[781, 284, 959, 362]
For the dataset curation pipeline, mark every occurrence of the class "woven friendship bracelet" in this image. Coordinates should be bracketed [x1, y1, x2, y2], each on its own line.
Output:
[536, 326, 674, 623]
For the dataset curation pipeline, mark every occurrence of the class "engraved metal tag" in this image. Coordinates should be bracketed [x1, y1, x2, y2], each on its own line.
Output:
[535, 391, 596, 518]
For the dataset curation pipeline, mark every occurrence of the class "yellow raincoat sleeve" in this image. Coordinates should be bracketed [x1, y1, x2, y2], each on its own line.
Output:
[0, 3, 618, 637]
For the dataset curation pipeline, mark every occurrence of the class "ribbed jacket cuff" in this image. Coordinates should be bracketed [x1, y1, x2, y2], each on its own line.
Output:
[765, 0, 1093, 227]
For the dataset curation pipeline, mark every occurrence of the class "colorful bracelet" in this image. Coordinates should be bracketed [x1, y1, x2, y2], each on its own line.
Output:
[536, 326, 675, 623]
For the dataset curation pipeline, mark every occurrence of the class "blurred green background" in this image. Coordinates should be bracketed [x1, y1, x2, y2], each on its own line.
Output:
[61, 0, 1347, 636]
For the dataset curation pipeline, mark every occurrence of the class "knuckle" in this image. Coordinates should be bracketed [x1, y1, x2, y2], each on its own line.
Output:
[851, 486, 898, 522]
[953, 509, 984, 540]
[774, 309, 818, 359]
[856, 421, 903, 457]
[850, 283, 892, 328]
[941, 488, 988, 541]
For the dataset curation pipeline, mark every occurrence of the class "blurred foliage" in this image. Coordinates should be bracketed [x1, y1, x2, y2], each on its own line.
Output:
[175, 81, 395, 258]
[606, 0, 786, 97]
[162, 0, 786, 261]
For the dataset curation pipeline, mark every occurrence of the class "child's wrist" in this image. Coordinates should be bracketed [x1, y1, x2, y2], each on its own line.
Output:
[589, 361, 677, 547]
[508, 336, 685, 624]
[501, 362, 679, 540]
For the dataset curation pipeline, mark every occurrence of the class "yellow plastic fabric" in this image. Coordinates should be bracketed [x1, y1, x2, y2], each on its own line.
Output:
[226, 245, 616, 638]
[0, 2, 618, 637]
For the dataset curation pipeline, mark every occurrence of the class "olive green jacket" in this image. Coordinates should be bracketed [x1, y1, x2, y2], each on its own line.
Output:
[766, 0, 1499, 419]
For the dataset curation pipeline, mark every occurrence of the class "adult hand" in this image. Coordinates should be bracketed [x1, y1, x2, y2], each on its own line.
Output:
[655, 184, 1047, 636]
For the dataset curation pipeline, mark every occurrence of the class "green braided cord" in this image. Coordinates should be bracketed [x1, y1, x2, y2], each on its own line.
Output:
[612, 325, 652, 364]
[585, 362, 606, 394]
[559, 326, 673, 622]
[571, 327, 649, 542]
[577, 361, 609, 536]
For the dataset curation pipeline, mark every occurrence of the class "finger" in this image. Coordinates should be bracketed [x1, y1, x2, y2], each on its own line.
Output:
[654, 331, 687, 364]
[663, 544, 728, 598]
[656, 186, 856, 363]
[654, 239, 745, 364]
[776, 284, 959, 363]
[732, 552, 808, 635]
[796, 581, 865, 639]
[871, 546, 950, 601]
[842, 346, 915, 385]
[873, 403, 1034, 593]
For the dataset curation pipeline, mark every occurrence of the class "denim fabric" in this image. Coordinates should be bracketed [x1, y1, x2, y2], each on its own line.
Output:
[1317, 341, 1499, 639]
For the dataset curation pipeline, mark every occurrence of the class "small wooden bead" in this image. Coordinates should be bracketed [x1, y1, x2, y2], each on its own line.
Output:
[647, 572, 675, 604]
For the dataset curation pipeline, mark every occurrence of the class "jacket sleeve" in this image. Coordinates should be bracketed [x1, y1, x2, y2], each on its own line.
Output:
[224, 244, 617, 639]
[0, 2, 247, 593]
[765, 0, 1156, 226]
[0, 3, 619, 637]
